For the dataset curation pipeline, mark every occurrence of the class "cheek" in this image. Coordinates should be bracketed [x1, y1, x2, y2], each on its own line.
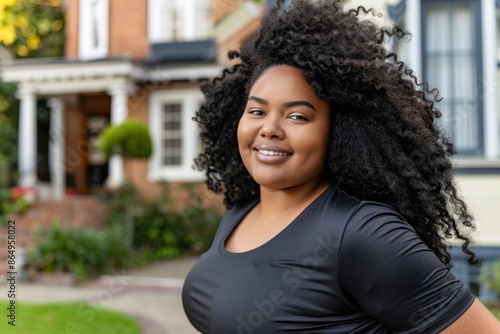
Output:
[303, 128, 330, 161]
[237, 118, 253, 146]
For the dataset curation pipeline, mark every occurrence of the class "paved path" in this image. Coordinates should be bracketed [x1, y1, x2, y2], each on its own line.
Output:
[0, 255, 200, 334]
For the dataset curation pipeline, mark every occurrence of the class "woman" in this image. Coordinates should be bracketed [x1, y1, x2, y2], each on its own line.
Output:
[182, 0, 500, 332]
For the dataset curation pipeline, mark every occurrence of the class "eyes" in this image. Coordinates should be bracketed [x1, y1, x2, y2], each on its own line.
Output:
[247, 108, 310, 121]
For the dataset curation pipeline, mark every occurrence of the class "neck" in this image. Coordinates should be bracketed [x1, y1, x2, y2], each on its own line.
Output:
[258, 179, 331, 217]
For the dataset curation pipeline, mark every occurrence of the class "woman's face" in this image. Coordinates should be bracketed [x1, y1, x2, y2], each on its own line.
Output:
[237, 65, 331, 191]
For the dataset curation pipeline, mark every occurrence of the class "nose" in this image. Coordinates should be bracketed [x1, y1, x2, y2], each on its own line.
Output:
[259, 114, 284, 139]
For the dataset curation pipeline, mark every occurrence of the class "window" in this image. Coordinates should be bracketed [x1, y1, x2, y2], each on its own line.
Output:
[149, 89, 204, 181]
[148, 0, 213, 43]
[162, 103, 183, 166]
[422, 0, 483, 155]
[79, 0, 109, 60]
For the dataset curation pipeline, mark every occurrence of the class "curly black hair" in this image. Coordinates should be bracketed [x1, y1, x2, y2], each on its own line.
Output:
[194, 0, 478, 267]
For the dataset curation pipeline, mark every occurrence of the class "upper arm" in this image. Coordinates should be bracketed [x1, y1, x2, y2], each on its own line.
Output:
[338, 204, 476, 333]
[440, 298, 500, 333]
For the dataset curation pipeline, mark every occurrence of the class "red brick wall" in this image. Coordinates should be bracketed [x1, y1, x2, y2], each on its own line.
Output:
[63, 0, 149, 60]
[64, 0, 79, 58]
[108, 0, 149, 60]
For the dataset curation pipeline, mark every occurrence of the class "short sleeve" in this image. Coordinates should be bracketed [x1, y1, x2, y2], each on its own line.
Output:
[338, 202, 475, 334]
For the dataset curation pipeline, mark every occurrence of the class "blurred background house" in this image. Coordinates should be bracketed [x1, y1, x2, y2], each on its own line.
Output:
[0, 0, 263, 204]
[348, 0, 500, 301]
[0, 0, 499, 301]
[0, 0, 264, 280]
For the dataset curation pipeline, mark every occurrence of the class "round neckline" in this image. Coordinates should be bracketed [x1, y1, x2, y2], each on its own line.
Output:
[218, 184, 335, 258]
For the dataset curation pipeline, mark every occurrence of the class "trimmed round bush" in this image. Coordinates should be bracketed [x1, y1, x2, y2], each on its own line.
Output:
[98, 119, 153, 159]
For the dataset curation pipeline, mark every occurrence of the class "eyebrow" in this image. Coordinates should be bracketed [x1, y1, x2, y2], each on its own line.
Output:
[248, 96, 316, 111]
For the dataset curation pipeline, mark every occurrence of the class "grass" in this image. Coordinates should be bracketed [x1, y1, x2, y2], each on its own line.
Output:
[487, 305, 500, 320]
[0, 301, 141, 334]
[0, 300, 496, 333]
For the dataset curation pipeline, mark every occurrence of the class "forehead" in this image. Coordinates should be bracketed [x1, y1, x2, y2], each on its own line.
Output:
[248, 65, 327, 106]
[250, 65, 310, 91]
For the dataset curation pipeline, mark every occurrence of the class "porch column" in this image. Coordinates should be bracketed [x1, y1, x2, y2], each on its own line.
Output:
[16, 88, 37, 187]
[405, 1, 422, 79]
[482, 0, 499, 158]
[107, 83, 130, 187]
[48, 97, 65, 200]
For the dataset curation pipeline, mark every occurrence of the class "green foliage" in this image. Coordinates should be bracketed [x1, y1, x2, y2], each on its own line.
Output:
[481, 259, 500, 297]
[133, 200, 187, 259]
[0, 0, 65, 58]
[0, 81, 19, 186]
[105, 182, 140, 217]
[98, 120, 153, 159]
[105, 183, 222, 263]
[182, 191, 222, 253]
[0, 82, 18, 160]
[131, 193, 221, 260]
[487, 305, 500, 319]
[0, 301, 140, 334]
[0, 0, 66, 184]
[0, 188, 29, 224]
[30, 221, 131, 282]
[104, 181, 141, 249]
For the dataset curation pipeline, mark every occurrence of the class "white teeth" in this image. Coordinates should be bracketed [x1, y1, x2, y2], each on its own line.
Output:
[258, 149, 289, 156]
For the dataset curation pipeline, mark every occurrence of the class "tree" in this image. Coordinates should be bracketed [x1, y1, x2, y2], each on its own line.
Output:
[0, 0, 65, 185]
[0, 0, 64, 58]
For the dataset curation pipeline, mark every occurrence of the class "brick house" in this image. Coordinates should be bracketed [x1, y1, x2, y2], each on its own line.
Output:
[0, 0, 264, 202]
[0, 0, 263, 277]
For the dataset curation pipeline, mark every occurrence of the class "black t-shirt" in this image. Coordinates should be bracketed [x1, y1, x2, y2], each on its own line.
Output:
[182, 184, 474, 333]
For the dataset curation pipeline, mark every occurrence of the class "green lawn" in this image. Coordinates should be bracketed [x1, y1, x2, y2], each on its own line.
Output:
[0, 301, 140, 334]
[487, 306, 500, 320]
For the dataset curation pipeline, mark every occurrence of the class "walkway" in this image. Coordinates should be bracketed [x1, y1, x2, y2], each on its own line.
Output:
[0, 255, 200, 334]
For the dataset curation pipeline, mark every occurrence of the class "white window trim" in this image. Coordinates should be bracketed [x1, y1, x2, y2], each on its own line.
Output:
[482, 0, 499, 158]
[148, 0, 211, 43]
[79, 0, 109, 60]
[148, 89, 204, 182]
[147, 0, 163, 43]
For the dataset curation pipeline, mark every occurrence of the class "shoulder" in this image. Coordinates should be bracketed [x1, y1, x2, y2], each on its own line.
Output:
[340, 194, 416, 243]
[318, 185, 409, 237]
[334, 197, 475, 333]
[339, 198, 423, 264]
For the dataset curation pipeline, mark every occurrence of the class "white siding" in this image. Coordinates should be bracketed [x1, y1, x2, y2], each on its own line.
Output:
[456, 175, 500, 246]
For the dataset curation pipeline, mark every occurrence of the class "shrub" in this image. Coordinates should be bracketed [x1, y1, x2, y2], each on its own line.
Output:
[481, 259, 500, 299]
[182, 193, 222, 253]
[105, 183, 222, 263]
[133, 200, 187, 259]
[98, 119, 153, 159]
[30, 221, 130, 282]
[0, 187, 30, 224]
[132, 195, 222, 259]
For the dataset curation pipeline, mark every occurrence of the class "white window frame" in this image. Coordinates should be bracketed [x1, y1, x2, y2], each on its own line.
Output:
[421, 0, 488, 158]
[79, 0, 109, 60]
[148, 89, 204, 182]
[148, 0, 212, 43]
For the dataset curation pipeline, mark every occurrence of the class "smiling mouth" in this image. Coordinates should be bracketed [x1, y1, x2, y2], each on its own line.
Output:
[254, 149, 291, 156]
